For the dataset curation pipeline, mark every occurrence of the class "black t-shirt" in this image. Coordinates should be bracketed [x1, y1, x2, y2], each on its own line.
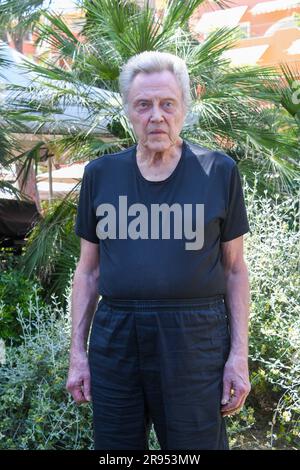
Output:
[75, 139, 251, 299]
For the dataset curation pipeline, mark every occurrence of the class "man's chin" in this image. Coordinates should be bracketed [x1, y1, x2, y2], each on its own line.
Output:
[143, 136, 172, 150]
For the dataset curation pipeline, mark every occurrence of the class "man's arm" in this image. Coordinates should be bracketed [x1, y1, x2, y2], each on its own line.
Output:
[220, 235, 251, 416]
[66, 238, 100, 404]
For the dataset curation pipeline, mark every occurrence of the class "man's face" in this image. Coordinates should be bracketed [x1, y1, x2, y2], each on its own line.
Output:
[127, 70, 186, 152]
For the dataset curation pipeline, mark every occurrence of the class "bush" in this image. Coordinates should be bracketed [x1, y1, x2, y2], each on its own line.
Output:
[0, 281, 94, 450]
[0, 263, 46, 345]
[228, 175, 300, 449]
[0, 280, 159, 450]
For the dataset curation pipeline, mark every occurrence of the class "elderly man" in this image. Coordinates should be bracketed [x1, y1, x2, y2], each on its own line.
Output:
[66, 51, 251, 451]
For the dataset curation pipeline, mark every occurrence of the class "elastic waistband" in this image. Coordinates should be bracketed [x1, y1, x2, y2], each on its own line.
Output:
[100, 294, 224, 311]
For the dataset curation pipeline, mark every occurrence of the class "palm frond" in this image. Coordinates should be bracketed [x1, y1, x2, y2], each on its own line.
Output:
[34, 10, 80, 61]
[161, 0, 230, 32]
[20, 195, 80, 304]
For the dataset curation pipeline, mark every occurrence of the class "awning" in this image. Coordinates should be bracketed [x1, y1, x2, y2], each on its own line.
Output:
[0, 40, 121, 135]
[36, 162, 88, 183]
[222, 45, 269, 66]
[195, 5, 248, 34]
[251, 0, 300, 16]
[287, 39, 300, 55]
[37, 181, 80, 200]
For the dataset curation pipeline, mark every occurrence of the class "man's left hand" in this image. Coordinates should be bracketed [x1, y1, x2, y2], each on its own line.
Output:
[221, 353, 251, 417]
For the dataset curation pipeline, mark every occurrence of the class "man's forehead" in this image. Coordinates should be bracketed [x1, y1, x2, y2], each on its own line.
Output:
[132, 91, 178, 102]
[129, 71, 181, 97]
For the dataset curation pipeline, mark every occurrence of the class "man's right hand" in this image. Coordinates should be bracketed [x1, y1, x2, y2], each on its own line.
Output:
[66, 351, 92, 404]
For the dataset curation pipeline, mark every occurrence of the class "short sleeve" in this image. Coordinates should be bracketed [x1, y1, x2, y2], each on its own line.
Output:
[220, 163, 251, 242]
[75, 167, 99, 244]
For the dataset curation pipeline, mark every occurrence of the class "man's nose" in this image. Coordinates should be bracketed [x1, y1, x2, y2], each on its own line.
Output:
[150, 104, 164, 121]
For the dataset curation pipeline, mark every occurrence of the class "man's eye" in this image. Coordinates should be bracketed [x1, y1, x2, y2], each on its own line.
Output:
[164, 102, 173, 108]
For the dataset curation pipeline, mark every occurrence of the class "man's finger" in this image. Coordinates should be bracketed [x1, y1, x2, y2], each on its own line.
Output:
[83, 377, 92, 402]
[72, 384, 86, 404]
[221, 379, 232, 406]
[222, 409, 240, 417]
[222, 403, 244, 416]
[221, 388, 244, 412]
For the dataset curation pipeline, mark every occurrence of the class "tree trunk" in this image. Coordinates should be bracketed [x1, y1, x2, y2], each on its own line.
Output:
[11, 33, 23, 53]
[15, 159, 42, 214]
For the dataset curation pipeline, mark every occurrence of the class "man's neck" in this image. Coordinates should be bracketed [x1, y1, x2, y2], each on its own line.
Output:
[136, 137, 183, 169]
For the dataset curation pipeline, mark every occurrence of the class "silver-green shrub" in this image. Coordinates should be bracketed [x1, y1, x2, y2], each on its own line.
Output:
[0, 281, 95, 450]
[0, 278, 160, 450]
[228, 176, 299, 449]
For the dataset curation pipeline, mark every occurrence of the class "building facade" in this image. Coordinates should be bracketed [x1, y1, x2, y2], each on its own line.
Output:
[189, 0, 300, 68]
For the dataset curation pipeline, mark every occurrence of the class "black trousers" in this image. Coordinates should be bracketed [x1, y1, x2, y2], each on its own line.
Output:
[88, 295, 231, 450]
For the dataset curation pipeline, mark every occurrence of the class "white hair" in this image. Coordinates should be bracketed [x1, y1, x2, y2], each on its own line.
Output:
[118, 50, 192, 116]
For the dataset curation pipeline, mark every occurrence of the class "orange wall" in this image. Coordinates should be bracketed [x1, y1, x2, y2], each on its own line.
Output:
[238, 28, 300, 68]
[241, 7, 300, 38]
[190, 1, 300, 69]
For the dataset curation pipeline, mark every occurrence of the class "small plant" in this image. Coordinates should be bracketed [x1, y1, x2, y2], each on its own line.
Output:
[0, 279, 94, 450]
[239, 177, 300, 449]
[0, 267, 46, 345]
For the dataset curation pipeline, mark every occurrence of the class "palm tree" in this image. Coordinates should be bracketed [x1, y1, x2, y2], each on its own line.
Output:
[1, 0, 299, 304]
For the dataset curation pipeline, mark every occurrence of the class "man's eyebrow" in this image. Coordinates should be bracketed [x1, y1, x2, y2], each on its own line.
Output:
[134, 99, 150, 103]
[134, 97, 177, 103]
